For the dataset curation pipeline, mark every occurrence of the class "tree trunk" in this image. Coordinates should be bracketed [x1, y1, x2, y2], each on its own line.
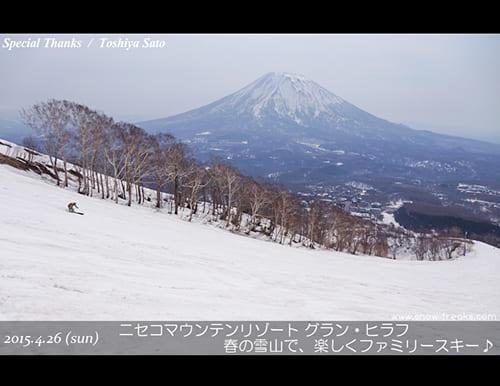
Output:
[127, 182, 132, 207]
[121, 180, 126, 200]
[105, 174, 109, 199]
[174, 175, 179, 215]
[100, 171, 105, 199]
[114, 176, 119, 203]
[156, 188, 162, 208]
[63, 157, 68, 187]
[51, 154, 60, 186]
[202, 187, 206, 214]
[95, 170, 100, 194]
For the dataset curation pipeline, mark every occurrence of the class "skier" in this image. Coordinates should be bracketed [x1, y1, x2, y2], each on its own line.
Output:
[67, 202, 79, 213]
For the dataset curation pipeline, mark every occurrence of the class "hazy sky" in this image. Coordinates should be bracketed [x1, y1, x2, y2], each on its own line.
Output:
[1, 33, 499, 142]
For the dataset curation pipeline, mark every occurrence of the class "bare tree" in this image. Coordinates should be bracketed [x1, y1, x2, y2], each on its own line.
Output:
[113, 123, 152, 206]
[240, 176, 269, 232]
[260, 182, 280, 238]
[373, 229, 389, 258]
[165, 141, 190, 215]
[412, 234, 430, 261]
[69, 102, 95, 194]
[88, 110, 113, 199]
[440, 233, 463, 260]
[267, 184, 297, 244]
[323, 204, 344, 250]
[207, 157, 241, 226]
[183, 158, 208, 221]
[149, 133, 175, 208]
[104, 122, 130, 203]
[206, 157, 225, 219]
[21, 99, 73, 186]
[224, 163, 241, 227]
[307, 200, 324, 248]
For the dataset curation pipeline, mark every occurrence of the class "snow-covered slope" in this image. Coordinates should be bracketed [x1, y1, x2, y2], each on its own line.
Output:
[1, 164, 499, 320]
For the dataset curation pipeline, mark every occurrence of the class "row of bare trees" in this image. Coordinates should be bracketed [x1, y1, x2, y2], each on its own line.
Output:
[21, 100, 187, 208]
[21, 99, 467, 260]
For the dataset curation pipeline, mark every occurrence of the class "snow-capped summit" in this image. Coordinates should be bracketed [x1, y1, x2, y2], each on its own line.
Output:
[141, 71, 398, 151]
[143, 71, 372, 132]
[220, 72, 344, 122]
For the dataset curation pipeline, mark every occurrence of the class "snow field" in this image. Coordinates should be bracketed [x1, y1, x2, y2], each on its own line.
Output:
[0, 164, 499, 320]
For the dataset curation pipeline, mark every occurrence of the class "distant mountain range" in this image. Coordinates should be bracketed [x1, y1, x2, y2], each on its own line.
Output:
[140, 72, 500, 188]
[0, 117, 29, 144]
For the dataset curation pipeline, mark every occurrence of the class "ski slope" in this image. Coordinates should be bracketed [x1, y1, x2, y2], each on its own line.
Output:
[0, 163, 499, 320]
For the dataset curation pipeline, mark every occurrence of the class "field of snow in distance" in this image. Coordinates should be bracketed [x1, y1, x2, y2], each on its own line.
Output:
[1, 164, 499, 321]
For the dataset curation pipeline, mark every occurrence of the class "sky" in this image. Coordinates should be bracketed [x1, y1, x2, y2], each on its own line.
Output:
[1, 33, 499, 142]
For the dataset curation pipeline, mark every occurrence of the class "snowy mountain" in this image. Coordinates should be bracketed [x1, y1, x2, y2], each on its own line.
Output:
[203, 72, 345, 124]
[143, 72, 392, 138]
[1, 153, 500, 320]
[141, 72, 500, 186]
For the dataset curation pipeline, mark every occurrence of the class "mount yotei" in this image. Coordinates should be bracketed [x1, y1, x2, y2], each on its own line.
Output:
[141, 72, 500, 190]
